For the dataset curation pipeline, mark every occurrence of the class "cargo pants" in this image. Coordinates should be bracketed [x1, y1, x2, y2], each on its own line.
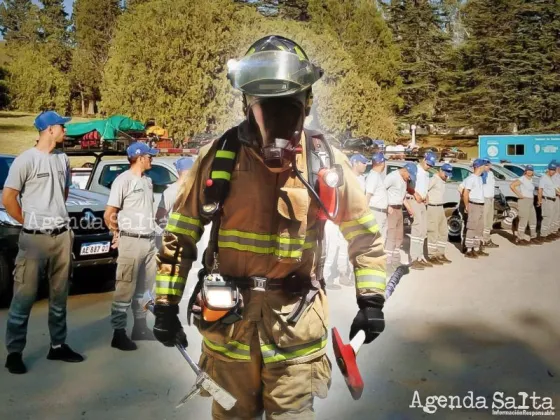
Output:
[385, 206, 404, 270]
[552, 197, 560, 233]
[540, 199, 555, 238]
[464, 202, 484, 250]
[371, 208, 388, 242]
[195, 288, 332, 420]
[110, 235, 157, 330]
[409, 199, 427, 262]
[427, 205, 447, 257]
[517, 198, 537, 241]
[6, 229, 73, 353]
[482, 198, 494, 244]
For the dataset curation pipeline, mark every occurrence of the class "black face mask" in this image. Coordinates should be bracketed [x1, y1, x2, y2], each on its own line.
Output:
[247, 96, 305, 169]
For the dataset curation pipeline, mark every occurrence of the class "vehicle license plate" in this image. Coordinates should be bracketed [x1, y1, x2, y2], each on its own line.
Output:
[80, 242, 111, 256]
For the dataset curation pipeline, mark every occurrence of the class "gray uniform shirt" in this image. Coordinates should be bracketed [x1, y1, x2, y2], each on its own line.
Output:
[383, 170, 407, 205]
[539, 174, 556, 198]
[427, 175, 445, 205]
[157, 181, 180, 215]
[4, 148, 70, 229]
[107, 170, 156, 234]
[463, 174, 484, 203]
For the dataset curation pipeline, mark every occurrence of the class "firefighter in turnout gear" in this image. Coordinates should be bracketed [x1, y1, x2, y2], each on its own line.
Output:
[152, 36, 387, 419]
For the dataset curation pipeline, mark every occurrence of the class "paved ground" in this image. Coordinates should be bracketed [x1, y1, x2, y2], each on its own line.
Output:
[0, 234, 559, 420]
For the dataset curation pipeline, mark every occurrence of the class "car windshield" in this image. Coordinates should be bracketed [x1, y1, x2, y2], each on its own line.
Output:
[0, 156, 15, 189]
[492, 166, 518, 179]
[504, 165, 524, 177]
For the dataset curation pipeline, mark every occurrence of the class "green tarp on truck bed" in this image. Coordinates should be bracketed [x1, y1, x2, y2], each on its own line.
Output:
[65, 115, 145, 141]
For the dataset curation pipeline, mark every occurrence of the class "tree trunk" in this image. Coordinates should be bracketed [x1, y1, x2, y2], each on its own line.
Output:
[87, 100, 96, 115]
[80, 92, 85, 116]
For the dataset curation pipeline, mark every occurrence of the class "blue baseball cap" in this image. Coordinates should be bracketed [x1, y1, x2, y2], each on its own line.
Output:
[34, 111, 71, 131]
[403, 162, 417, 184]
[371, 152, 386, 164]
[548, 161, 557, 171]
[424, 151, 437, 167]
[473, 159, 484, 168]
[482, 158, 491, 165]
[127, 142, 158, 158]
[524, 164, 534, 172]
[441, 163, 453, 175]
[350, 154, 368, 164]
[174, 157, 194, 173]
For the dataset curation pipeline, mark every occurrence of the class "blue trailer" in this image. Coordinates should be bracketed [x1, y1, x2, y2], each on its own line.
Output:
[479, 134, 560, 174]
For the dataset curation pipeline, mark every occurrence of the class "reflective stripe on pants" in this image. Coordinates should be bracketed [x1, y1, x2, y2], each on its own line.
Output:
[427, 206, 447, 257]
[483, 197, 494, 242]
[465, 203, 484, 250]
[409, 200, 427, 261]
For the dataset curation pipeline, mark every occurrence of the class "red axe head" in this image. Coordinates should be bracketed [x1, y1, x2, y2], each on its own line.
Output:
[331, 327, 364, 400]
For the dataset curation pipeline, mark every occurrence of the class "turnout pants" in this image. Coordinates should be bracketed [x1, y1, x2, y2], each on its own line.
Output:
[6, 230, 73, 353]
[427, 205, 447, 257]
[322, 220, 351, 285]
[111, 235, 157, 330]
[409, 200, 427, 261]
[465, 202, 484, 250]
[385, 206, 404, 268]
[540, 199, 555, 238]
[196, 288, 332, 420]
[483, 197, 494, 243]
[517, 198, 537, 241]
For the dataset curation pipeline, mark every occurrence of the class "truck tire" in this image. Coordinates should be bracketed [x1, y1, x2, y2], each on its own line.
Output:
[0, 253, 14, 308]
[501, 200, 519, 230]
[447, 209, 463, 242]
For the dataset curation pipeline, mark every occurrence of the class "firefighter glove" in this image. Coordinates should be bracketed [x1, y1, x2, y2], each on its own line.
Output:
[153, 304, 188, 348]
[349, 296, 385, 344]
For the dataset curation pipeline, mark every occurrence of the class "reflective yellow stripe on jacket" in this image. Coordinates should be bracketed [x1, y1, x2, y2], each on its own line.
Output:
[203, 335, 327, 364]
[166, 213, 203, 241]
[155, 274, 186, 297]
[355, 268, 386, 291]
[217, 228, 317, 259]
[340, 212, 380, 241]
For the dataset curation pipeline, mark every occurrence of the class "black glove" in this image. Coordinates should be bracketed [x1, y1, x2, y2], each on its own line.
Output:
[349, 296, 385, 344]
[153, 303, 188, 347]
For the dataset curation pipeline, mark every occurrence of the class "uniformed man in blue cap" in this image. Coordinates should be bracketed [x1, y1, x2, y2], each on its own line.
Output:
[427, 163, 453, 264]
[349, 153, 368, 192]
[384, 162, 417, 271]
[510, 164, 539, 245]
[538, 160, 558, 241]
[481, 158, 499, 248]
[408, 152, 437, 270]
[365, 152, 388, 240]
[462, 159, 486, 258]
[3, 111, 84, 374]
[155, 157, 195, 227]
[104, 142, 159, 351]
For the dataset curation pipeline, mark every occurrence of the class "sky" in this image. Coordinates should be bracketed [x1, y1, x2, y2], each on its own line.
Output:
[31, 0, 75, 15]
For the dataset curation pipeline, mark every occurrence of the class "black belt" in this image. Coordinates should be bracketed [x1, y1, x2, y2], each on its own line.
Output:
[225, 275, 314, 293]
[389, 204, 403, 209]
[428, 204, 443, 207]
[120, 231, 156, 239]
[22, 226, 68, 236]
[469, 201, 484, 206]
[371, 207, 388, 213]
[545, 197, 557, 202]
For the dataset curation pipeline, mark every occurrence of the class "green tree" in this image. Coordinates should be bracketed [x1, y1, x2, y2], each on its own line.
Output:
[307, 0, 402, 110]
[385, 0, 451, 124]
[0, 0, 37, 43]
[234, 1, 310, 21]
[101, 0, 396, 140]
[71, 0, 121, 115]
[442, 0, 560, 132]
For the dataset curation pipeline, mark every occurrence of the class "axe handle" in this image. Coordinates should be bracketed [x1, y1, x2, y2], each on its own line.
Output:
[350, 330, 366, 355]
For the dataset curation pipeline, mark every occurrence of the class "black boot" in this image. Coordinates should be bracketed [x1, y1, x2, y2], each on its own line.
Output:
[131, 318, 156, 341]
[111, 329, 137, 351]
[47, 344, 84, 363]
[5, 352, 27, 374]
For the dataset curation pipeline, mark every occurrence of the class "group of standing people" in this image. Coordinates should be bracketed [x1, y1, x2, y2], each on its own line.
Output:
[323, 151, 456, 289]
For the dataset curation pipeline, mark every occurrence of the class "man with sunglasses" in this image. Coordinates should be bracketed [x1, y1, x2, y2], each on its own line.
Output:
[104, 142, 159, 351]
[3, 111, 84, 374]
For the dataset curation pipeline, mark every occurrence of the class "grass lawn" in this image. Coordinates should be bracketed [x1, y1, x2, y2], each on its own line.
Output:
[0, 111, 96, 167]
